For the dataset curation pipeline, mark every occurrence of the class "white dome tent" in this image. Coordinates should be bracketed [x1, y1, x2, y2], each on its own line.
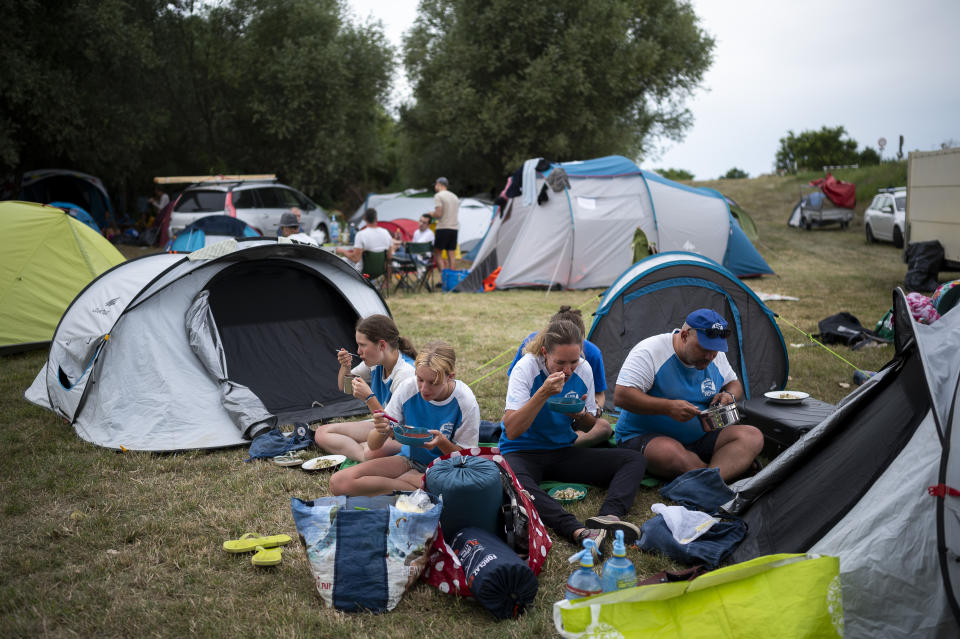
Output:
[25, 239, 390, 452]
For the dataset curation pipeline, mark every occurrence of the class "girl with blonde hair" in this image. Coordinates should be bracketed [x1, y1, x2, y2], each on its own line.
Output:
[329, 341, 479, 496]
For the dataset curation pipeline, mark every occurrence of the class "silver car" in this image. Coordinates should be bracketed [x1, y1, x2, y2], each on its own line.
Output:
[864, 187, 906, 247]
[168, 179, 332, 242]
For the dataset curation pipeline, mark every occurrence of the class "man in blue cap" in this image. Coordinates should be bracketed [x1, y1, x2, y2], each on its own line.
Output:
[612, 309, 763, 481]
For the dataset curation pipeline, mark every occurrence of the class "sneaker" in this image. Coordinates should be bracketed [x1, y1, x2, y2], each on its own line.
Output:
[585, 514, 641, 546]
[272, 450, 305, 467]
[574, 527, 606, 550]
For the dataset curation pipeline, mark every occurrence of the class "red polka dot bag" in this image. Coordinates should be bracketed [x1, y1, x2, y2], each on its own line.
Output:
[419, 446, 552, 596]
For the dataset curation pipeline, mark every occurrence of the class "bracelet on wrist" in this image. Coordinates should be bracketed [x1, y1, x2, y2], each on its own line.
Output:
[365, 393, 375, 402]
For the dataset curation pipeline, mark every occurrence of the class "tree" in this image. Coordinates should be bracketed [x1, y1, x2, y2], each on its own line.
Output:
[721, 167, 748, 179]
[775, 126, 858, 173]
[1, 0, 396, 212]
[858, 147, 880, 166]
[657, 168, 694, 181]
[0, 0, 169, 194]
[400, 0, 714, 191]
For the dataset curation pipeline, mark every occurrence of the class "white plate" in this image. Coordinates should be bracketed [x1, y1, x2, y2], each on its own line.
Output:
[764, 390, 810, 404]
[302, 454, 347, 471]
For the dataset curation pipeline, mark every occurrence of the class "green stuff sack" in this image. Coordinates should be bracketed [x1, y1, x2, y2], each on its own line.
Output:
[553, 553, 842, 639]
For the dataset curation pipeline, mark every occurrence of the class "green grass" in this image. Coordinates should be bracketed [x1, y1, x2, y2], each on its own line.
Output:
[2, 168, 957, 637]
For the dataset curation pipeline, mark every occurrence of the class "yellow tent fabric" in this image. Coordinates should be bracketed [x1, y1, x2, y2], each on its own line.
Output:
[0, 201, 125, 351]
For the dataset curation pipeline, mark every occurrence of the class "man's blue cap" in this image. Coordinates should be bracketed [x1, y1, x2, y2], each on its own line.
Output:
[685, 308, 730, 352]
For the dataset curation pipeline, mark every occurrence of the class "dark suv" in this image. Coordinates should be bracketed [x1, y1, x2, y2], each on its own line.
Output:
[168, 179, 332, 242]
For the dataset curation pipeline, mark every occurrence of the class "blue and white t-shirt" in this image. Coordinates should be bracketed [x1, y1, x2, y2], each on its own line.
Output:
[498, 353, 597, 454]
[615, 331, 737, 445]
[351, 353, 415, 406]
[507, 332, 607, 393]
[384, 377, 480, 468]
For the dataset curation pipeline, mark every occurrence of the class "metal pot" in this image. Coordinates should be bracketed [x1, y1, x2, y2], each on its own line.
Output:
[699, 402, 741, 431]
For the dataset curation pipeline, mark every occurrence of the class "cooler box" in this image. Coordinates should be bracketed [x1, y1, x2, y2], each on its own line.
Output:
[739, 397, 836, 459]
[442, 268, 470, 291]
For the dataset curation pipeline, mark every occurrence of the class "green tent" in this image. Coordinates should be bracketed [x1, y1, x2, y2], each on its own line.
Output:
[0, 201, 125, 353]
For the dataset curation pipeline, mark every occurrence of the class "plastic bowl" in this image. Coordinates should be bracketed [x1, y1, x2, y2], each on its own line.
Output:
[393, 425, 433, 447]
[547, 483, 588, 504]
[546, 396, 585, 414]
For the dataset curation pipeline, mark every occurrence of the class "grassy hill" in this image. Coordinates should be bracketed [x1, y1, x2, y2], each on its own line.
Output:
[2, 163, 956, 638]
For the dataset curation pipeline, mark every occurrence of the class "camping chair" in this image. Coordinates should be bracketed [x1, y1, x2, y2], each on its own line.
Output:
[391, 246, 418, 293]
[361, 250, 391, 297]
[405, 242, 436, 292]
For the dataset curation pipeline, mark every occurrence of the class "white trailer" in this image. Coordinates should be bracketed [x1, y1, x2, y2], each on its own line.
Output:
[905, 147, 960, 271]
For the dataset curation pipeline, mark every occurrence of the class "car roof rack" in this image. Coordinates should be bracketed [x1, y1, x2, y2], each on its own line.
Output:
[153, 174, 277, 185]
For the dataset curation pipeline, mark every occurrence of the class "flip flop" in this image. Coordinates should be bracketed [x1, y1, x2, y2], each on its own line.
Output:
[222, 532, 292, 553]
[251, 545, 282, 567]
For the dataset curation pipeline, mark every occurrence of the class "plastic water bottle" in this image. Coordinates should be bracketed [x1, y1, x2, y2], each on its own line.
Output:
[329, 217, 339, 244]
[600, 530, 637, 592]
[565, 538, 602, 600]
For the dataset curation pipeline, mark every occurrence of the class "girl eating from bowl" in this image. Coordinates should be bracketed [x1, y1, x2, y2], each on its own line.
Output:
[500, 318, 647, 547]
[314, 314, 416, 461]
[329, 341, 479, 496]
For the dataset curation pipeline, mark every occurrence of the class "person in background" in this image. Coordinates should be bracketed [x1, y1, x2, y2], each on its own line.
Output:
[336, 207, 393, 269]
[432, 177, 460, 272]
[147, 184, 169, 221]
[413, 214, 435, 245]
[329, 341, 479, 496]
[508, 305, 609, 440]
[613, 308, 764, 482]
[499, 318, 646, 548]
[315, 315, 417, 462]
[277, 211, 318, 246]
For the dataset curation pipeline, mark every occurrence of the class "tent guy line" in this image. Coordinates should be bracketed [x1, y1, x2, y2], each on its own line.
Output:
[774, 314, 866, 374]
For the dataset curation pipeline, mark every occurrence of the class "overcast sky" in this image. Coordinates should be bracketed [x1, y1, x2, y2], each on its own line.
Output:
[348, 0, 960, 180]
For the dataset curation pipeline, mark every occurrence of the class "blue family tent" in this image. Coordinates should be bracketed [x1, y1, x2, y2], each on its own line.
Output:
[587, 252, 788, 411]
[457, 156, 772, 292]
[166, 215, 261, 253]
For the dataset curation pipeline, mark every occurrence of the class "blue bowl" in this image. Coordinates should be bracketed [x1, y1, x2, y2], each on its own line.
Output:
[393, 425, 433, 447]
[546, 396, 585, 414]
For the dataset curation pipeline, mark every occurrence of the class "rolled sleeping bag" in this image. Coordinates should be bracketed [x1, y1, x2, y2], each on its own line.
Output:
[452, 526, 538, 619]
[425, 455, 501, 539]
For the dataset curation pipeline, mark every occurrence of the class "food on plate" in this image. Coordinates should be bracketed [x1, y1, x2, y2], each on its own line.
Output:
[552, 487, 585, 500]
[779, 392, 800, 399]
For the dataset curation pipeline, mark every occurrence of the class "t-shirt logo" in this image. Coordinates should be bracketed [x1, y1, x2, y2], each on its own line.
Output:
[700, 379, 717, 397]
[440, 422, 455, 438]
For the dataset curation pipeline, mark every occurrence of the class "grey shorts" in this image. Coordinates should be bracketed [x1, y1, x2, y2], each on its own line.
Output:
[404, 455, 429, 473]
[619, 429, 721, 464]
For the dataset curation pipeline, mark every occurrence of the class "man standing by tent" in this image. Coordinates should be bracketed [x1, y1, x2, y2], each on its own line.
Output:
[432, 177, 459, 273]
[612, 309, 764, 481]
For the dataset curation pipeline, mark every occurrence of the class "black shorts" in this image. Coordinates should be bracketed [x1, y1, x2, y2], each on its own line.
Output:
[433, 228, 458, 251]
[619, 429, 721, 464]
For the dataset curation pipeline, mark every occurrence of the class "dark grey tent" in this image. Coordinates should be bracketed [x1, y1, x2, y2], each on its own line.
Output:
[25, 239, 390, 452]
[587, 252, 788, 411]
[724, 288, 960, 637]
